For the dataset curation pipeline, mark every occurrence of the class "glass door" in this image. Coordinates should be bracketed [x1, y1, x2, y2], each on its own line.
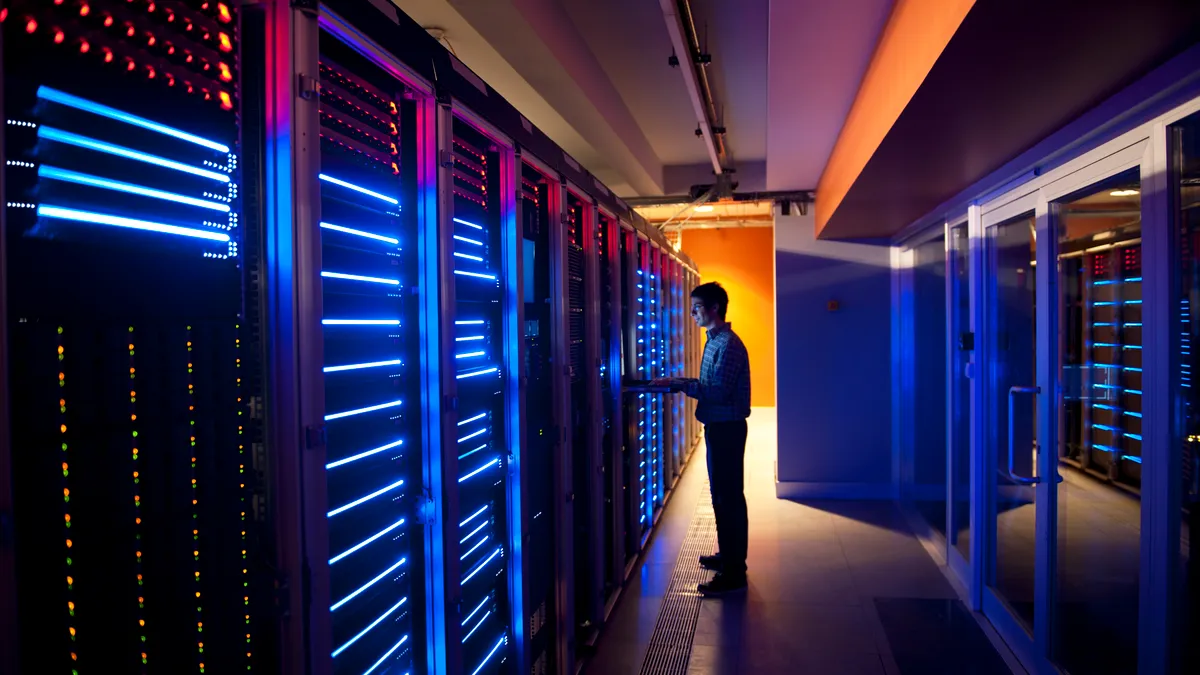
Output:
[981, 157, 1149, 674]
[948, 221, 972, 578]
[982, 207, 1041, 653]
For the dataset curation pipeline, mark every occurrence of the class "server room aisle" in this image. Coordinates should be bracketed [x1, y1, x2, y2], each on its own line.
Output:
[586, 409, 1024, 675]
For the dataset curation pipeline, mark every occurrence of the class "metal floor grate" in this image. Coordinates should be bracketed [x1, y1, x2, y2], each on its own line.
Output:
[639, 483, 717, 675]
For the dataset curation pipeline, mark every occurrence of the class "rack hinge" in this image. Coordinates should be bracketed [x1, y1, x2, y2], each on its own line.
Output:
[415, 490, 436, 524]
[305, 423, 327, 449]
[298, 74, 320, 100]
[439, 149, 455, 170]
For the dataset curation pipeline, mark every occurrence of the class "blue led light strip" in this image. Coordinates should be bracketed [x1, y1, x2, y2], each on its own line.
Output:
[324, 399, 403, 421]
[329, 518, 406, 564]
[38, 166, 231, 212]
[323, 359, 402, 373]
[453, 217, 484, 230]
[326, 439, 404, 470]
[318, 173, 399, 205]
[471, 636, 507, 675]
[362, 635, 410, 675]
[463, 548, 502, 584]
[320, 271, 400, 285]
[37, 86, 231, 153]
[331, 558, 407, 611]
[37, 205, 232, 242]
[459, 459, 500, 482]
[322, 319, 400, 326]
[332, 598, 408, 657]
[38, 127, 231, 182]
[327, 479, 404, 517]
[320, 221, 399, 244]
[454, 270, 498, 281]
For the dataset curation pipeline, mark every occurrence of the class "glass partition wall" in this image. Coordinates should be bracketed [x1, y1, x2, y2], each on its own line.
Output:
[898, 94, 1200, 675]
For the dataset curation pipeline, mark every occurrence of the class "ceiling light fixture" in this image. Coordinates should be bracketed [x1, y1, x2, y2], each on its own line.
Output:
[694, 205, 714, 212]
[1110, 189, 1140, 197]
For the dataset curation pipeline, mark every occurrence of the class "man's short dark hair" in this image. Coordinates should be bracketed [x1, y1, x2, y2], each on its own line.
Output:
[691, 282, 729, 319]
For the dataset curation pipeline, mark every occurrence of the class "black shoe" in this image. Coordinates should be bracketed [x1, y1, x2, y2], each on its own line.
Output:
[699, 554, 722, 571]
[698, 573, 747, 595]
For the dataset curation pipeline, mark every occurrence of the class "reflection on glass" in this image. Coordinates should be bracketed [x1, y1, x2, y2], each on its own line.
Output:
[988, 213, 1037, 632]
[1171, 110, 1200, 672]
[913, 236, 949, 539]
[1055, 169, 1141, 675]
[950, 223, 971, 561]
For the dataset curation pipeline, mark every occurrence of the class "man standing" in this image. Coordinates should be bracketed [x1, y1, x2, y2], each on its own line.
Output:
[653, 281, 751, 594]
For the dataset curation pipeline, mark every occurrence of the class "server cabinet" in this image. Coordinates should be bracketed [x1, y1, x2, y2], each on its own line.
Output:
[564, 187, 604, 655]
[1, 1, 276, 672]
[437, 107, 522, 675]
[1060, 240, 1144, 490]
[597, 210, 625, 613]
[647, 243, 666, 513]
[310, 25, 431, 675]
[518, 156, 562, 675]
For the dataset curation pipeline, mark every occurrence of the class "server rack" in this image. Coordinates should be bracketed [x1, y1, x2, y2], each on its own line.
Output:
[518, 155, 562, 675]
[1, 1, 275, 673]
[597, 210, 625, 615]
[313, 28, 428, 675]
[1061, 240, 1144, 490]
[563, 187, 603, 657]
[439, 109, 521, 675]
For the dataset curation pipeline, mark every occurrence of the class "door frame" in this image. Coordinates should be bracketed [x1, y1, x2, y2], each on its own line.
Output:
[976, 132, 1160, 675]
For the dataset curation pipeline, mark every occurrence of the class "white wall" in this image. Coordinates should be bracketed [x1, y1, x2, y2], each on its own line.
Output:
[774, 207, 895, 498]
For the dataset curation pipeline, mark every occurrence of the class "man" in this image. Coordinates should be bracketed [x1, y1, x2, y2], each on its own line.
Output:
[652, 281, 751, 594]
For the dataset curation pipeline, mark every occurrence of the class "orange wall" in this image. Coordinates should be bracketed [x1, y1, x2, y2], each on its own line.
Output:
[680, 227, 776, 407]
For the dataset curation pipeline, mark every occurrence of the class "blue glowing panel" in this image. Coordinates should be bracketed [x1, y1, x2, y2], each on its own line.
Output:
[1083, 247, 1143, 473]
[451, 120, 511, 675]
[29, 88, 239, 259]
[317, 37, 423, 675]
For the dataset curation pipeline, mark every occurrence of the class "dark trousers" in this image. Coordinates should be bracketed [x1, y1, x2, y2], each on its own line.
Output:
[705, 420, 748, 576]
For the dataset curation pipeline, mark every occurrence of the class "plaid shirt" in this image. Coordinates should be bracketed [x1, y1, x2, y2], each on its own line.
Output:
[682, 322, 751, 424]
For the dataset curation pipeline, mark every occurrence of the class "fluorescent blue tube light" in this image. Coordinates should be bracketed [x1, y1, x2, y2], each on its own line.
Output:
[37, 205, 230, 242]
[453, 217, 483, 230]
[331, 557, 407, 611]
[326, 439, 404, 470]
[37, 127, 230, 182]
[319, 173, 399, 205]
[329, 518, 406, 564]
[454, 270, 497, 280]
[322, 319, 400, 326]
[38, 166, 231, 212]
[321, 271, 400, 285]
[471, 636, 507, 675]
[459, 458, 499, 482]
[457, 367, 499, 379]
[363, 635, 410, 675]
[320, 221, 398, 244]
[37, 86, 231, 152]
[332, 599, 407, 658]
[325, 399, 402, 421]
[327, 479, 404, 517]
[323, 359, 402, 373]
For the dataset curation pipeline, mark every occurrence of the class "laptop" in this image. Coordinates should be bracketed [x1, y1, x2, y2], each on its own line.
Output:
[624, 379, 674, 393]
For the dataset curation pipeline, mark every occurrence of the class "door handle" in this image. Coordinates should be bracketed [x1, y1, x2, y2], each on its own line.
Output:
[1007, 385, 1041, 485]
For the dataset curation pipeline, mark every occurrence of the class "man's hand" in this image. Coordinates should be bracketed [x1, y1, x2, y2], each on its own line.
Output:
[650, 377, 680, 389]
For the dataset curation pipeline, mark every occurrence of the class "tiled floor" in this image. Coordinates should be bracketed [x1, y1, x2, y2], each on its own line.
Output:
[585, 408, 1023, 675]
